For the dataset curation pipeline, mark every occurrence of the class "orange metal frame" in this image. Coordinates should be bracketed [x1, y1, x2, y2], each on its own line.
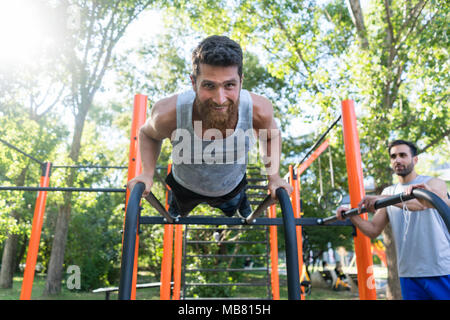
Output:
[295, 100, 376, 300]
[341, 100, 377, 300]
[20, 162, 52, 300]
[289, 165, 305, 300]
[160, 164, 176, 300]
[122, 94, 148, 300]
[268, 203, 280, 300]
[18, 96, 374, 301]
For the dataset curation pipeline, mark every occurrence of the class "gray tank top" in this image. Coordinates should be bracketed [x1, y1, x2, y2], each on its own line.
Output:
[170, 89, 256, 197]
[382, 175, 450, 277]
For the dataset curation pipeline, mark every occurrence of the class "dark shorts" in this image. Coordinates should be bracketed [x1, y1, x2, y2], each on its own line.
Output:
[165, 171, 250, 217]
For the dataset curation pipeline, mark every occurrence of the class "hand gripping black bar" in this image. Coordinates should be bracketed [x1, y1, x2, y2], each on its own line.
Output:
[317, 189, 450, 232]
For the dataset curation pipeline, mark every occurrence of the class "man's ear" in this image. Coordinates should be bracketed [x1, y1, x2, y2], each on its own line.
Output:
[413, 155, 418, 165]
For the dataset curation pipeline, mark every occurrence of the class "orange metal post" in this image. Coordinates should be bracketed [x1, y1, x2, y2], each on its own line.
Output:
[172, 224, 183, 299]
[123, 94, 148, 300]
[268, 204, 280, 300]
[160, 225, 174, 300]
[169, 164, 183, 300]
[160, 164, 174, 300]
[341, 99, 377, 300]
[20, 162, 52, 300]
[289, 165, 304, 300]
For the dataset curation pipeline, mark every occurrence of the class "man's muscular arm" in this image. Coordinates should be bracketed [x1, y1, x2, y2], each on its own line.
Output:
[127, 95, 177, 196]
[251, 93, 292, 199]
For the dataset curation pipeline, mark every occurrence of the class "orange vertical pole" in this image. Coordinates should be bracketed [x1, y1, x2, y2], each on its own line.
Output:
[160, 229, 174, 300]
[160, 164, 174, 300]
[124, 94, 147, 300]
[268, 204, 280, 300]
[341, 99, 377, 300]
[20, 162, 51, 300]
[172, 225, 183, 299]
[289, 165, 304, 300]
[170, 163, 184, 300]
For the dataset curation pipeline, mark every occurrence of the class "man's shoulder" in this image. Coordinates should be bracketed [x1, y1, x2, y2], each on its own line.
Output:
[249, 92, 271, 109]
[249, 92, 273, 128]
[153, 94, 178, 113]
[146, 94, 178, 139]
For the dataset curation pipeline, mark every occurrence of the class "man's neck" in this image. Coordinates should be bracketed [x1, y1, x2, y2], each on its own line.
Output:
[397, 171, 418, 184]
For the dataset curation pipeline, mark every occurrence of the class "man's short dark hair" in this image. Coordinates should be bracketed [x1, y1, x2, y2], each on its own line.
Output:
[191, 35, 243, 81]
[388, 140, 418, 157]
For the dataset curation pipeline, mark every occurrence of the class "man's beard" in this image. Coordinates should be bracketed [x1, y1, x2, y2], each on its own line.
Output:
[394, 161, 415, 177]
[195, 97, 239, 133]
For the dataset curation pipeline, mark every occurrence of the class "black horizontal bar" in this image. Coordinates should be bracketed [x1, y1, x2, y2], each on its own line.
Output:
[186, 240, 265, 244]
[0, 186, 126, 193]
[246, 193, 268, 198]
[52, 165, 127, 169]
[183, 297, 270, 300]
[246, 185, 267, 190]
[184, 282, 268, 287]
[139, 215, 353, 226]
[186, 226, 266, 230]
[184, 268, 268, 272]
[186, 254, 267, 258]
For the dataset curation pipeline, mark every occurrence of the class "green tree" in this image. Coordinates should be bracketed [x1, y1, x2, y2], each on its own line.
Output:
[44, 0, 155, 295]
[169, 0, 449, 299]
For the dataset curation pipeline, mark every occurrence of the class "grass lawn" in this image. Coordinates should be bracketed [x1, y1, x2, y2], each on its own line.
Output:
[0, 273, 361, 300]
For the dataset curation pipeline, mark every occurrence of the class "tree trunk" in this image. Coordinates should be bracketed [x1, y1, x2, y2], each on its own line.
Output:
[382, 223, 402, 299]
[44, 108, 87, 295]
[15, 234, 28, 273]
[0, 167, 28, 288]
[44, 200, 72, 295]
[0, 233, 19, 288]
[347, 0, 369, 49]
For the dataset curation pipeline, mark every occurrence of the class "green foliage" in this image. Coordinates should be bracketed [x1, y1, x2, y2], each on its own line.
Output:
[1, 0, 448, 296]
[64, 192, 124, 290]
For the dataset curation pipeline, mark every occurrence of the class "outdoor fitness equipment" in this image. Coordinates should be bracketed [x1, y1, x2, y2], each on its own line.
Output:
[118, 183, 302, 300]
[6, 95, 448, 301]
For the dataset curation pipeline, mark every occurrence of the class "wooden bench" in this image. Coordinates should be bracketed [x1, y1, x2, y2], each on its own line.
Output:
[92, 282, 174, 300]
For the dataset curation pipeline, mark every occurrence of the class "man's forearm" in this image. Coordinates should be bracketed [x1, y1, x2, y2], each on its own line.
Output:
[139, 129, 162, 177]
[260, 129, 281, 177]
[349, 216, 381, 239]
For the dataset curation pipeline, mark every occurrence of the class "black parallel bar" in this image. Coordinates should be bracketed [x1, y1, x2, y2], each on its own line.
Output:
[52, 165, 127, 169]
[118, 182, 145, 300]
[139, 216, 352, 226]
[276, 188, 301, 300]
[318, 189, 450, 232]
[0, 186, 126, 192]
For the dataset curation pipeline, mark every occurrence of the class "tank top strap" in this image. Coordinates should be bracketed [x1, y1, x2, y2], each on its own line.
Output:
[176, 90, 195, 130]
